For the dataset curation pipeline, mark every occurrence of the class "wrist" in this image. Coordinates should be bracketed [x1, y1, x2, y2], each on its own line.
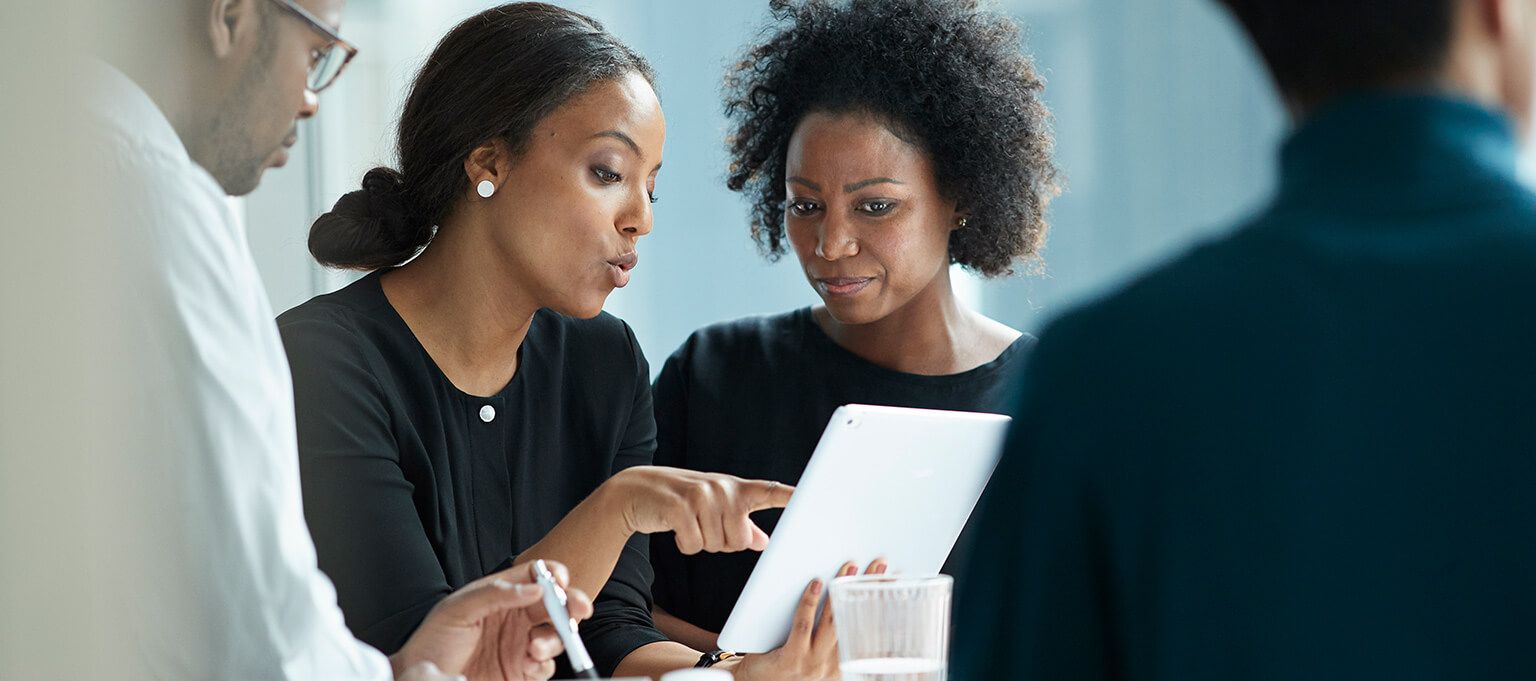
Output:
[695, 649, 740, 669]
[594, 468, 641, 537]
[713, 654, 744, 672]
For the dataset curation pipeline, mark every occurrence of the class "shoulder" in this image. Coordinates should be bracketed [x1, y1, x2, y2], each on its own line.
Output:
[968, 310, 1033, 365]
[279, 278, 376, 338]
[90, 117, 228, 246]
[1441, 197, 1536, 272]
[1024, 223, 1269, 395]
[665, 308, 805, 370]
[276, 279, 392, 376]
[94, 135, 244, 297]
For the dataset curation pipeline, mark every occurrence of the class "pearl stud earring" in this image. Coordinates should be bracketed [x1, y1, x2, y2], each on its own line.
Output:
[476, 180, 495, 198]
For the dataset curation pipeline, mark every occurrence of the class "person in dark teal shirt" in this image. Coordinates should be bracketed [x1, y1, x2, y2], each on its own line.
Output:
[953, 2, 1536, 678]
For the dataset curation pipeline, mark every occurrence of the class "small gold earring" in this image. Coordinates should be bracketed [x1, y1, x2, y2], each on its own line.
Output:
[957, 217, 968, 229]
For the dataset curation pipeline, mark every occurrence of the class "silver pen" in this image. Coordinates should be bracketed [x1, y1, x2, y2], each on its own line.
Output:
[533, 559, 599, 679]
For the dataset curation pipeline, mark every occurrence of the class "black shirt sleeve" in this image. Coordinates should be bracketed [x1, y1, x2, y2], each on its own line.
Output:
[648, 336, 693, 619]
[582, 321, 669, 675]
[281, 316, 451, 654]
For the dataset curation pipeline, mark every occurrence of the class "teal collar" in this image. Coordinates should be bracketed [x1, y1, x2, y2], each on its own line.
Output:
[1276, 92, 1524, 216]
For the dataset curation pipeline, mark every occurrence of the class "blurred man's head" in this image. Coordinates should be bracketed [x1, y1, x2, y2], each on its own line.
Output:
[112, 0, 350, 196]
[183, 0, 347, 195]
[1219, 0, 1536, 134]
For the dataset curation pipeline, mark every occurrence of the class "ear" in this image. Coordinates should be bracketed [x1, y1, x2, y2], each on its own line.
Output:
[1475, 0, 1521, 40]
[950, 204, 970, 233]
[208, 0, 264, 59]
[1495, 0, 1536, 42]
[463, 140, 509, 196]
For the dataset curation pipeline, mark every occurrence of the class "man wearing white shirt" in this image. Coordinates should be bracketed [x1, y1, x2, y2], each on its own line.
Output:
[0, 1, 586, 680]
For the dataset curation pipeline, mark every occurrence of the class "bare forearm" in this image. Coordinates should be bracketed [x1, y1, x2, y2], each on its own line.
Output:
[612, 640, 712, 680]
[652, 606, 719, 652]
[511, 478, 634, 598]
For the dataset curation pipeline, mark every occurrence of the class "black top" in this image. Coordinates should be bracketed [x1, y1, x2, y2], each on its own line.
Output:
[277, 272, 666, 677]
[649, 306, 1033, 633]
[953, 94, 1536, 680]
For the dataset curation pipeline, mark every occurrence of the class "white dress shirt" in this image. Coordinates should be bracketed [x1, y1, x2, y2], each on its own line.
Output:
[76, 60, 392, 681]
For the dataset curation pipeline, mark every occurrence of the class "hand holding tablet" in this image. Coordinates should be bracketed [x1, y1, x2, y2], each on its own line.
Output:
[727, 558, 889, 681]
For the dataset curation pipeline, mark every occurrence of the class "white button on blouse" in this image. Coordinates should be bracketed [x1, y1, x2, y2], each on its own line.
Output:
[479, 405, 496, 423]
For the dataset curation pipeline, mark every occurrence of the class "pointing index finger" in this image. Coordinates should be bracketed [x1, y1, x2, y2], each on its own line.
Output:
[746, 479, 795, 511]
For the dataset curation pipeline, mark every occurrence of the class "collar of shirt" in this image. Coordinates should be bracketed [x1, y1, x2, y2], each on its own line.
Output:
[1275, 91, 1525, 217]
[82, 57, 226, 200]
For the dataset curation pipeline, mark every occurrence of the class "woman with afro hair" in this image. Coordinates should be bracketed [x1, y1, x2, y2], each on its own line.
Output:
[649, 0, 1059, 672]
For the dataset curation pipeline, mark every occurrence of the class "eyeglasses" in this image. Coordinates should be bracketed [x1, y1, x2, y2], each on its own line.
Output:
[265, 0, 358, 93]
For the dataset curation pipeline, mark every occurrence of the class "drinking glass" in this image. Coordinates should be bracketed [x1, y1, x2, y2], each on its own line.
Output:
[829, 574, 951, 681]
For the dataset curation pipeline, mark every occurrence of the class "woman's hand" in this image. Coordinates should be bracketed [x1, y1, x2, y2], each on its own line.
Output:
[391, 561, 593, 681]
[727, 559, 888, 681]
[603, 466, 794, 554]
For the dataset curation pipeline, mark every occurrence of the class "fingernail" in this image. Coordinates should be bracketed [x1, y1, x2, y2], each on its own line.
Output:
[811, 579, 823, 594]
[515, 583, 539, 597]
[492, 578, 514, 590]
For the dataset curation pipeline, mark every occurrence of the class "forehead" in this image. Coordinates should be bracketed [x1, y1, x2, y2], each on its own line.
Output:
[786, 111, 928, 178]
[296, 0, 345, 30]
[533, 72, 666, 162]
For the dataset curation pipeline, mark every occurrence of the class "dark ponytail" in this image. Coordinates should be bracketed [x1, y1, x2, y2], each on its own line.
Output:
[307, 2, 655, 270]
[309, 167, 432, 270]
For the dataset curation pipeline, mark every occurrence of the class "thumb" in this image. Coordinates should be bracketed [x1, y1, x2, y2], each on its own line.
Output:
[748, 523, 770, 552]
[436, 575, 545, 626]
[744, 479, 795, 512]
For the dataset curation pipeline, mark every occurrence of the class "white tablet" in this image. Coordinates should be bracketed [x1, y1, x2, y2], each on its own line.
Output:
[716, 404, 1011, 653]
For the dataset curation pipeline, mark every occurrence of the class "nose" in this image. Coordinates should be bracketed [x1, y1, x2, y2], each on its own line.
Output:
[619, 186, 654, 238]
[298, 88, 319, 120]
[814, 211, 858, 261]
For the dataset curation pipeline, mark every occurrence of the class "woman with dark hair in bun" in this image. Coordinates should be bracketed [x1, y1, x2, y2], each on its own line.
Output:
[277, 4, 830, 679]
[649, 0, 1059, 657]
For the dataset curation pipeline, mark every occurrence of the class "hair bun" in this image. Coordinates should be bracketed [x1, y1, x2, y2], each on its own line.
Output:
[333, 166, 410, 227]
[308, 167, 432, 271]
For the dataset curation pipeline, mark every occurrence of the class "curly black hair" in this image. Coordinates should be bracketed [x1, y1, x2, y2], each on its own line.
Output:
[724, 0, 1058, 277]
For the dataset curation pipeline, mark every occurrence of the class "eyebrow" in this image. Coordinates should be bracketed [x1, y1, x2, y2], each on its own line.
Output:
[592, 130, 662, 170]
[843, 177, 904, 192]
[787, 176, 906, 193]
[788, 176, 822, 191]
[592, 130, 639, 154]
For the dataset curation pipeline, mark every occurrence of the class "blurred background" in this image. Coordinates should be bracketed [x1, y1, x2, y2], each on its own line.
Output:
[243, 0, 1288, 371]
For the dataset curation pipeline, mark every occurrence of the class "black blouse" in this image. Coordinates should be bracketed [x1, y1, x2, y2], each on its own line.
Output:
[649, 307, 1034, 633]
[277, 271, 666, 676]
